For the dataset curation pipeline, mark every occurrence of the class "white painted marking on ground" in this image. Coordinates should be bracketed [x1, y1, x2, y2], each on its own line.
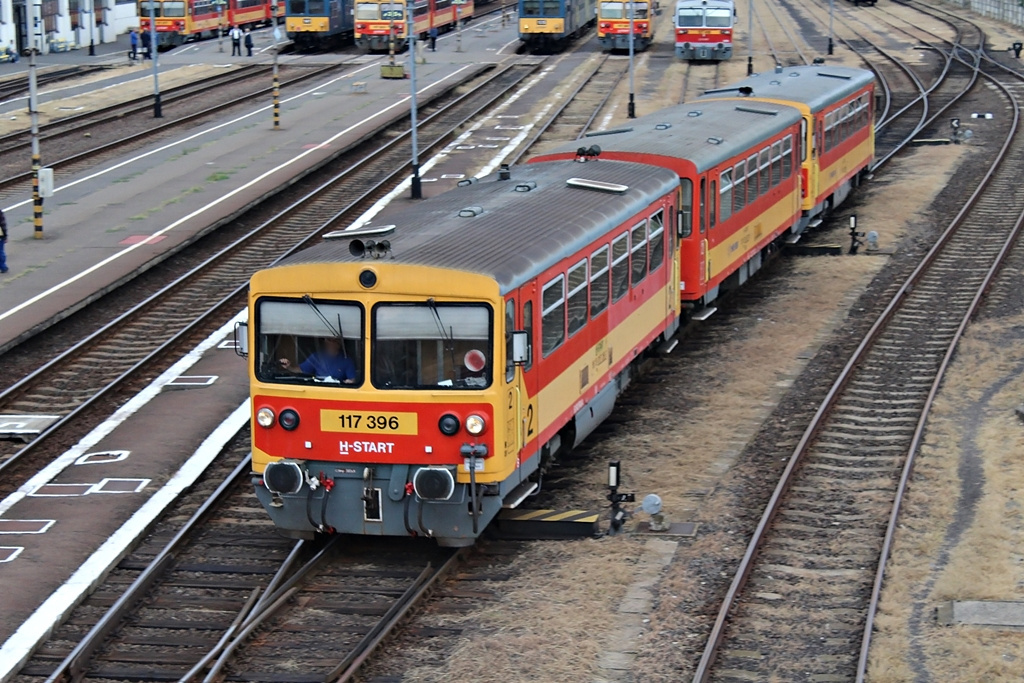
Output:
[0, 520, 55, 534]
[88, 478, 151, 494]
[0, 547, 24, 563]
[0, 400, 251, 679]
[75, 450, 130, 466]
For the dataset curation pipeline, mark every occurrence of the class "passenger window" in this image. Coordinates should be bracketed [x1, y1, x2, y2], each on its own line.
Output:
[733, 160, 745, 214]
[567, 260, 588, 336]
[631, 221, 648, 286]
[680, 178, 693, 237]
[709, 179, 717, 228]
[770, 141, 782, 187]
[523, 300, 533, 370]
[649, 211, 665, 272]
[747, 153, 758, 200]
[699, 177, 707, 233]
[590, 246, 610, 317]
[541, 276, 565, 357]
[758, 149, 770, 195]
[718, 170, 732, 222]
[505, 299, 515, 383]
[611, 233, 630, 302]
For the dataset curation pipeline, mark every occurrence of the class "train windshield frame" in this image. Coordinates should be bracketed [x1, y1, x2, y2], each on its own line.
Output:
[371, 302, 493, 390]
[676, 7, 703, 26]
[600, 2, 649, 19]
[255, 298, 365, 387]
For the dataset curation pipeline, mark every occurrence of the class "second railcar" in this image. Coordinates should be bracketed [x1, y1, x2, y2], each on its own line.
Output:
[597, 0, 653, 52]
[674, 0, 733, 60]
[286, 0, 355, 49]
[354, 0, 474, 51]
[519, 0, 597, 52]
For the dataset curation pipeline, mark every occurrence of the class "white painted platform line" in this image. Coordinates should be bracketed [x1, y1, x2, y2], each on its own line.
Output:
[0, 547, 23, 563]
[0, 399, 251, 681]
[75, 451, 130, 466]
[0, 520, 54, 534]
[0, 310, 246, 519]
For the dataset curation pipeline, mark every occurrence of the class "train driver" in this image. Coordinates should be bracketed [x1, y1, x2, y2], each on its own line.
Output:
[279, 337, 358, 383]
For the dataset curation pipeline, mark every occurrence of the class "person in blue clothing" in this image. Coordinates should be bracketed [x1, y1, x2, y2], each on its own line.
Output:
[0, 208, 8, 274]
[279, 337, 357, 383]
[129, 28, 138, 61]
[428, 26, 438, 50]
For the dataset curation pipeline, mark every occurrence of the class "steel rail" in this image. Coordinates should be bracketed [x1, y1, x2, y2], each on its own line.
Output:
[855, 42, 1024, 682]
[0, 64, 342, 191]
[0, 64, 532, 485]
[44, 454, 256, 683]
[692, 41, 1019, 682]
[332, 551, 464, 682]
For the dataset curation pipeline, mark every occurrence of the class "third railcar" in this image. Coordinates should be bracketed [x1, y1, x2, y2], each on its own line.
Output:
[597, 0, 654, 52]
[286, 0, 355, 49]
[354, 0, 474, 51]
[674, 0, 733, 60]
[519, 0, 597, 52]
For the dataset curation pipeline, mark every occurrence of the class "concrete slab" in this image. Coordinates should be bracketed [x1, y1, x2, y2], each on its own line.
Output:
[937, 601, 1024, 627]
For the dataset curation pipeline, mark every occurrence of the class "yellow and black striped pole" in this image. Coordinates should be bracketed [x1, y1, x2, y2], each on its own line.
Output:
[29, 0, 43, 238]
[272, 0, 280, 129]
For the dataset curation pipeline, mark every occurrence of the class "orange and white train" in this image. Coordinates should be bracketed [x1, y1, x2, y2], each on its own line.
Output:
[242, 66, 874, 547]
[354, 0, 474, 51]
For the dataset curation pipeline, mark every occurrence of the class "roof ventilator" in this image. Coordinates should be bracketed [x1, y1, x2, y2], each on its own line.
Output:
[687, 110, 702, 117]
[734, 105, 779, 116]
[655, 123, 672, 130]
[458, 177, 478, 186]
[566, 177, 628, 194]
[514, 181, 537, 192]
[706, 136, 724, 145]
[498, 164, 511, 181]
[458, 206, 485, 217]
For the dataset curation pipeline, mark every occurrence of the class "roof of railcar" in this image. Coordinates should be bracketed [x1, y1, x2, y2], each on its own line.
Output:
[275, 160, 679, 296]
[700, 65, 875, 113]
[674, 0, 734, 8]
[535, 98, 802, 174]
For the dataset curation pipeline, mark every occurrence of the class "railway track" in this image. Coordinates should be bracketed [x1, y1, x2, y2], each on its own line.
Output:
[0, 64, 536, 489]
[0, 64, 344, 193]
[0, 65, 111, 102]
[693, 31, 1024, 682]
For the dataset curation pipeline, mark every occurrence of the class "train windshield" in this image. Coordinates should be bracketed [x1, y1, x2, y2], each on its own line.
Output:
[162, 1, 186, 17]
[600, 2, 649, 19]
[139, 1, 162, 17]
[705, 8, 731, 26]
[372, 303, 493, 390]
[676, 8, 704, 27]
[255, 299, 364, 387]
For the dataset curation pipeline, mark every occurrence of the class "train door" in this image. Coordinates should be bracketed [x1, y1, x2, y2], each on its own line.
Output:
[516, 282, 539, 460]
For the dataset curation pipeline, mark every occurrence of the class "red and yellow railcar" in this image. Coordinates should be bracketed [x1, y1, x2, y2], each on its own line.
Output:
[139, 0, 282, 48]
[355, 0, 474, 51]
[243, 160, 680, 547]
[531, 99, 804, 314]
[700, 65, 876, 231]
[597, 0, 653, 52]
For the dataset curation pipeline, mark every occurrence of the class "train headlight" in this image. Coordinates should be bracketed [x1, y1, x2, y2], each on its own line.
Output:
[438, 413, 460, 436]
[256, 407, 275, 428]
[465, 414, 486, 435]
[279, 408, 300, 431]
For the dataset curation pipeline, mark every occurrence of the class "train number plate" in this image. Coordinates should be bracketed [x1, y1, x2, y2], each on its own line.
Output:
[320, 410, 418, 435]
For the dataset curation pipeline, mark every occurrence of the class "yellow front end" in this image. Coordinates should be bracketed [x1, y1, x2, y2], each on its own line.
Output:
[519, 17, 565, 34]
[248, 262, 525, 545]
[287, 16, 330, 32]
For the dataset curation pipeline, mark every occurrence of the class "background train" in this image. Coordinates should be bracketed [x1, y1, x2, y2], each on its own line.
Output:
[139, 0, 282, 48]
[674, 0, 733, 60]
[518, 0, 596, 52]
[354, 0, 475, 51]
[286, 0, 355, 50]
[597, 0, 654, 52]
[243, 66, 875, 547]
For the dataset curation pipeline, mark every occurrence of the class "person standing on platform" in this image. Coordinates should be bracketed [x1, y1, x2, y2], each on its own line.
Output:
[428, 26, 438, 51]
[141, 28, 151, 60]
[0, 208, 9, 274]
[244, 28, 253, 56]
[230, 25, 243, 56]
[129, 28, 138, 61]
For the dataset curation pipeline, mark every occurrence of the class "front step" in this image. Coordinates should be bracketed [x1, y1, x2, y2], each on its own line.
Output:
[502, 480, 539, 509]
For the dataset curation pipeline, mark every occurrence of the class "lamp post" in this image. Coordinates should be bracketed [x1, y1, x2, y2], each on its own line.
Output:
[455, 2, 462, 52]
[828, 0, 834, 55]
[88, 0, 96, 55]
[408, 31, 421, 199]
[747, 0, 753, 75]
[627, 0, 635, 118]
[149, 0, 162, 117]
